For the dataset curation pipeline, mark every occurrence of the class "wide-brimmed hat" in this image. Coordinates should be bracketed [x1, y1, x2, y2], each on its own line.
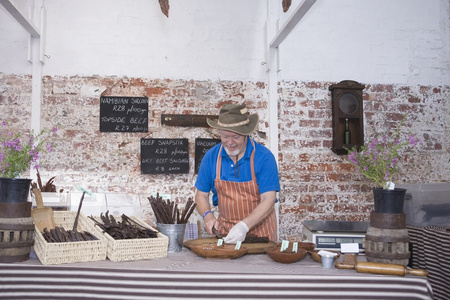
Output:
[207, 104, 259, 135]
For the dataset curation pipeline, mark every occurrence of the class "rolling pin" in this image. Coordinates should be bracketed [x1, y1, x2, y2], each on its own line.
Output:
[335, 261, 429, 277]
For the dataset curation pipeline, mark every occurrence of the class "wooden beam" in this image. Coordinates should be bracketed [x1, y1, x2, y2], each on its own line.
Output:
[0, 0, 40, 37]
[270, 0, 316, 48]
[161, 114, 218, 128]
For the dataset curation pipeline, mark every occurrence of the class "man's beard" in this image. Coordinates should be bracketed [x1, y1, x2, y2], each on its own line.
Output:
[224, 147, 241, 157]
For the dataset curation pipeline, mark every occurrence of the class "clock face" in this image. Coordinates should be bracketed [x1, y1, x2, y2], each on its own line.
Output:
[339, 93, 359, 114]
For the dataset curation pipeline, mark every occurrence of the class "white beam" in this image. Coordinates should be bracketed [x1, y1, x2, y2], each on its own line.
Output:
[0, 0, 40, 37]
[266, 1, 280, 162]
[270, 0, 316, 48]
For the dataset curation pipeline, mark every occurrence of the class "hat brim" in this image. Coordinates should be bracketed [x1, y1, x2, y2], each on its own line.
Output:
[207, 113, 259, 135]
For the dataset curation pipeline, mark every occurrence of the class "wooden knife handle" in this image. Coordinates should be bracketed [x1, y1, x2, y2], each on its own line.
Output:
[33, 188, 44, 209]
[335, 262, 355, 270]
[406, 268, 429, 277]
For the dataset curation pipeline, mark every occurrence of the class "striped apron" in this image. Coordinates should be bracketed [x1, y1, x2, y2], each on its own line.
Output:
[215, 140, 277, 241]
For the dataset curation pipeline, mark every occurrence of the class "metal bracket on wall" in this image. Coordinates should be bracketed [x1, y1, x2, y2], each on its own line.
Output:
[161, 114, 218, 128]
[0, 0, 47, 63]
[0, 0, 40, 37]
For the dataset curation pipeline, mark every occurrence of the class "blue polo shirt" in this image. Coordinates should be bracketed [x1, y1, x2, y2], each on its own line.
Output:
[195, 139, 280, 206]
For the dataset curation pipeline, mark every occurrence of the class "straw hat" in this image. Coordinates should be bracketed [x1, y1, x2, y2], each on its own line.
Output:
[207, 104, 259, 135]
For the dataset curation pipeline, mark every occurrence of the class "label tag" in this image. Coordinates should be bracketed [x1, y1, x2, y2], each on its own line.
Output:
[292, 242, 298, 253]
[340, 243, 359, 253]
[217, 239, 223, 246]
[235, 241, 242, 250]
[281, 240, 289, 252]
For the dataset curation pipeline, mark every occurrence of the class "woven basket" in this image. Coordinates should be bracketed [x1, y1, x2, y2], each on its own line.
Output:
[33, 211, 107, 265]
[91, 216, 169, 262]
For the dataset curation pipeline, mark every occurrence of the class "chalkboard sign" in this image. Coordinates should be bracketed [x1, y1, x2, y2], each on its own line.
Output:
[141, 138, 189, 174]
[195, 138, 221, 174]
[100, 96, 148, 132]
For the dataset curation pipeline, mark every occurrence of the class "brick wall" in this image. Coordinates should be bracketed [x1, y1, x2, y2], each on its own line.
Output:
[278, 80, 449, 238]
[39, 75, 270, 225]
[1, 73, 448, 238]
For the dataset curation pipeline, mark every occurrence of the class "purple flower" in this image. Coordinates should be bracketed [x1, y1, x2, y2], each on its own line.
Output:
[408, 134, 421, 146]
[385, 172, 390, 180]
[1, 120, 58, 178]
[345, 114, 422, 190]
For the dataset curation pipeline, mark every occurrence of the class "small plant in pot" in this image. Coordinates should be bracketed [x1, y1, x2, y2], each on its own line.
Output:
[346, 114, 422, 213]
[0, 120, 58, 203]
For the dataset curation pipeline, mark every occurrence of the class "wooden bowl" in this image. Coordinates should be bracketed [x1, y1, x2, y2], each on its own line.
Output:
[265, 245, 307, 264]
[308, 250, 341, 263]
[183, 237, 276, 254]
[297, 242, 316, 251]
[188, 243, 248, 259]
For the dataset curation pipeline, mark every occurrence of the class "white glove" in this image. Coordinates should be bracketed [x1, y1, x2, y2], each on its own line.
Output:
[223, 221, 249, 244]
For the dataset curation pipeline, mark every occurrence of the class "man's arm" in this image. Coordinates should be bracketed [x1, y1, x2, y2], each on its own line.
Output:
[195, 189, 219, 235]
[241, 190, 276, 229]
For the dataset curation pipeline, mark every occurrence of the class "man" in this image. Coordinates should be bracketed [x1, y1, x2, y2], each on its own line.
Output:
[194, 103, 280, 243]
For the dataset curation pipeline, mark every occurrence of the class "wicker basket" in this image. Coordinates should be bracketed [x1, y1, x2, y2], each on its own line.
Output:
[91, 215, 169, 262]
[33, 211, 107, 265]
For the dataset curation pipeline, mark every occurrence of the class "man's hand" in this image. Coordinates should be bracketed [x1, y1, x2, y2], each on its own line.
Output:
[223, 221, 249, 244]
[203, 217, 219, 236]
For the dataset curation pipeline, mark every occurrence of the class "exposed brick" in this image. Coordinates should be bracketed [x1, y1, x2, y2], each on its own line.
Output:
[1, 73, 448, 240]
[306, 163, 333, 172]
[299, 119, 321, 127]
[145, 87, 168, 96]
[408, 96, 421, 103]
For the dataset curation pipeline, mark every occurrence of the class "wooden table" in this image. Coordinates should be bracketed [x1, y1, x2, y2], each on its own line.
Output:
[0, 248, 433, 300]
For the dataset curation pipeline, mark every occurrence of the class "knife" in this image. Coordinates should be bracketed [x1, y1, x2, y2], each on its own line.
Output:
[212, 227, 223, 239]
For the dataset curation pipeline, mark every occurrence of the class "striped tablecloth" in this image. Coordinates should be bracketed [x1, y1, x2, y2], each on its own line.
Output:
[0, 249, 433, 300]
[408, 225, 450, 300]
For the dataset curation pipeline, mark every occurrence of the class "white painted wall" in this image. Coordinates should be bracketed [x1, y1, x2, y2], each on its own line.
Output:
[279, 0, 450, 85]
[1, 0, 449, 85]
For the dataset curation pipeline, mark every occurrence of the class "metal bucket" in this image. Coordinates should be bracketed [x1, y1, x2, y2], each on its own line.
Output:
[0, 178, 32, 203]
[157, 223, 186, 253]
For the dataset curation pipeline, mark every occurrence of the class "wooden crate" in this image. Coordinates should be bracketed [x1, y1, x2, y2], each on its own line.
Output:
[33, 211, 107, 265]
[91, 215, 169, 262]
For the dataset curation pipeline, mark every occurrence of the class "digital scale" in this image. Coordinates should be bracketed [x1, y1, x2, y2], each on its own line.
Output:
[302, 220, 369, 252]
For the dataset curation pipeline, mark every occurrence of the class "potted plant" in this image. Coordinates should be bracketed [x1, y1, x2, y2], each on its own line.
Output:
[346, 114, 422, 213]
[0, 120, 58, 203]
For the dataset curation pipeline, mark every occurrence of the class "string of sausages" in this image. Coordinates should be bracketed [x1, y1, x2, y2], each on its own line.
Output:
[88, 211, 159, 240]
[148, 193, 196, 224]
[42, 226, 98, 243]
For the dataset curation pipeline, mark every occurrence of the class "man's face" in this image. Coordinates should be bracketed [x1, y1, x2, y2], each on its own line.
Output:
[219, 130, 247, 157]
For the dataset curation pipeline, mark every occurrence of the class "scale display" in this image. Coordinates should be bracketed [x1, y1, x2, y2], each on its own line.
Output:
[315, 235, 364, 249]
[302, 220, 369, 252]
